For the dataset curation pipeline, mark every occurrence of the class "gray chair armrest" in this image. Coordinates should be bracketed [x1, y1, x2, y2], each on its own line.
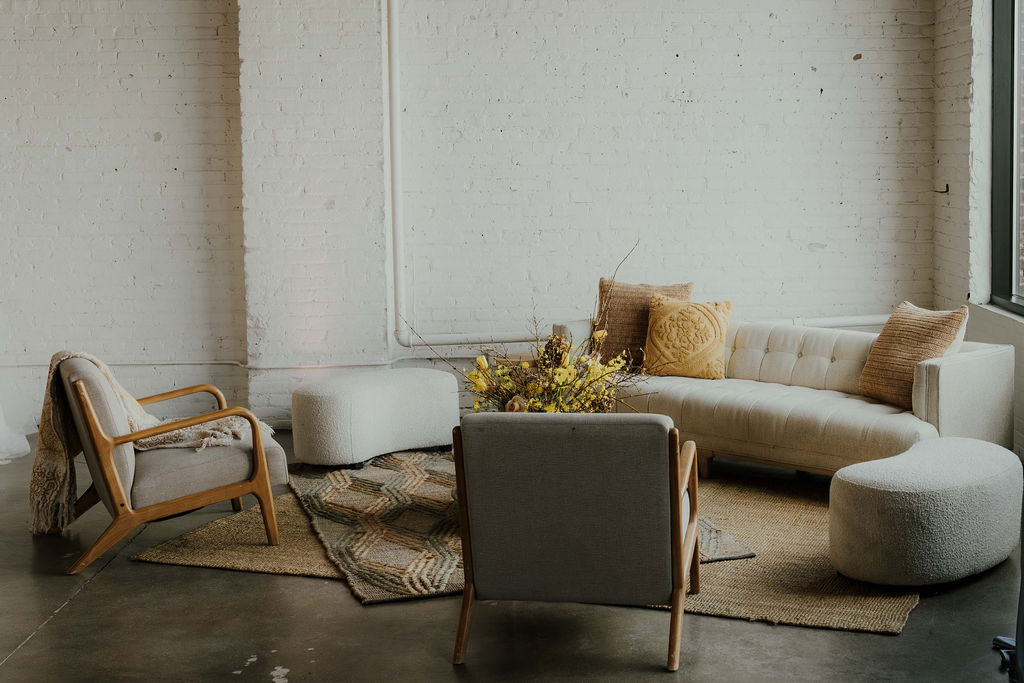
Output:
[552, 319, 594, 344]
[912, 343, 1015, 448]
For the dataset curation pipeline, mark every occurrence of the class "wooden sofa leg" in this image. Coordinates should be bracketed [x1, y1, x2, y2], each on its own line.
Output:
[696, 450, 713, 478]
[231, 497, 244, 512]
[689, 537, 701, 595]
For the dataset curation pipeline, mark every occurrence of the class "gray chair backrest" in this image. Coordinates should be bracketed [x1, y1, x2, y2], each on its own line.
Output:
[459, 412, 677, 607]
[59, 358, 136, 515]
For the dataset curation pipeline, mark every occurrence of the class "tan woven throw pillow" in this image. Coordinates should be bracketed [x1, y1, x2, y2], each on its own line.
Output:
[644, 295, 732, 379]
[596, 277, 694, 366]
[858, 301, 968, 410]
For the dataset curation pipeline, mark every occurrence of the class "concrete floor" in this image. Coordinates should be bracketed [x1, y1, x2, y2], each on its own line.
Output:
[0, 432, 1018, 682]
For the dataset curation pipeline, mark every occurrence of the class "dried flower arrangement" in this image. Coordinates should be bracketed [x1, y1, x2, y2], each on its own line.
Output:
[410, 243, 644, 414]
[463, 325, 639, 413]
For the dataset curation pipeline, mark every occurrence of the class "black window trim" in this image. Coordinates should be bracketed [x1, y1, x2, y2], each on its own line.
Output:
[992, 0, 1024, 315]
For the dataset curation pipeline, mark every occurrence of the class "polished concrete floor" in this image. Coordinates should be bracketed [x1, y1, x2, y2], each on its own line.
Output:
[0, 431, 1019, 682]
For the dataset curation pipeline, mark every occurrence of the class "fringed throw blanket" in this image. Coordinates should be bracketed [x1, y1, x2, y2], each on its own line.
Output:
[29, 351, 273, 535]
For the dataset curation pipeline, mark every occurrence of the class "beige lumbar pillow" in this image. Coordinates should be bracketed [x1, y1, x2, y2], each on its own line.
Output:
[596, 278, 695, 367]
[858, 301, 969, 410]
[643, 294, 732, 379]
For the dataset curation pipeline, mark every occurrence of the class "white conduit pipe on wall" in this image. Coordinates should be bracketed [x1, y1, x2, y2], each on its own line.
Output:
[384, 0, 536, 348]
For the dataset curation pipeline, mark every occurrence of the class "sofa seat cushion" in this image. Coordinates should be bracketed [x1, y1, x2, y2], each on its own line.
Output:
[622, 376, 938, 471]
[131, 434, 288, 509]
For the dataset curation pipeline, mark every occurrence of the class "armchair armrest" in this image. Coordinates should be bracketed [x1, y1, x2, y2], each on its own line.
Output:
[912, 344, 1015, 448]
[552, 319, 594, 344]
[137, 384, 227, 410]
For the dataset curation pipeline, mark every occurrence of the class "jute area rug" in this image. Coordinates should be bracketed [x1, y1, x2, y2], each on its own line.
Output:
[133, 451, 919, 634]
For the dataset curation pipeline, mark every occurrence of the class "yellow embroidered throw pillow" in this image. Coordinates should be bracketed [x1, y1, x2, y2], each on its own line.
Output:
[644, 295, 732, 379]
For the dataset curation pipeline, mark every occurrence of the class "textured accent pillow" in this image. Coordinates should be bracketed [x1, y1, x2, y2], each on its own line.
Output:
[643, 295, 732, 379]
[858, 301, 969, 410]
[596, 278, 695, 367]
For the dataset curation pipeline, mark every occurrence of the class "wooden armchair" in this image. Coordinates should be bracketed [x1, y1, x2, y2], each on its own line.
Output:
[58, 358, 286, 575]
[452, 412, 700, 672]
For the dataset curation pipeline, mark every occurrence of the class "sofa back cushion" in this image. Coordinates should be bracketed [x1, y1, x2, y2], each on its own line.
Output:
[726, 323, 876, 394]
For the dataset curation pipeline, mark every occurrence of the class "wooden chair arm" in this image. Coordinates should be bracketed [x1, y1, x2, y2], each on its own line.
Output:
[137, 384, 227, 410]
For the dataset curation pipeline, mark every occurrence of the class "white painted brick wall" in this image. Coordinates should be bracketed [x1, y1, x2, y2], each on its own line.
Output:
[0, 1, 247, 431]
[399, 0, 936, 336]
[237, 0, 390, 423]
[4, 0, 1000, 432]
[933, 0, 973, 309]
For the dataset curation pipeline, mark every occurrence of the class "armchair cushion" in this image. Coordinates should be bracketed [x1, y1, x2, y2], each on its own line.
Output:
[131, 433, 287, 509]
[59, 358, 136, 516]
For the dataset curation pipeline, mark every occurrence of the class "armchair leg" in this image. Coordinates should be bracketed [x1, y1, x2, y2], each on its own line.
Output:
[231, 497, 244, 512]
[68, 517, 136, 575]
[74, 484, 100, 519]
[453, 584, 475, 665]
[254, 489, 279, 545]
[667, 587, 685, 672]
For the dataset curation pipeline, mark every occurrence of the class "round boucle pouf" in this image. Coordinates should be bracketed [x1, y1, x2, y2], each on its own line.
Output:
[829, 437, 1022, 586]
[292, 368, 459, 466]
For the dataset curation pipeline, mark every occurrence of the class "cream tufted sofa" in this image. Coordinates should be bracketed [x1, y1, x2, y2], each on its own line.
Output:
[554, 320, 1014, 475]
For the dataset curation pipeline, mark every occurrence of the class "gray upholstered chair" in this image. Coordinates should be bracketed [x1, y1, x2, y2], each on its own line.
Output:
[452, 412, 700, 672]
[58, 358, 288, 574]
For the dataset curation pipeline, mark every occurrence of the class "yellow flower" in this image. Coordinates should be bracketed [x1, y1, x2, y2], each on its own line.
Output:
[592, 329, 608, 341]
[475, 355, 488, 371]
[473, 398, 482, 412]
[467, 370, 488, 392]
[521, 362, 530, 370]
[542, 403, 558, 413]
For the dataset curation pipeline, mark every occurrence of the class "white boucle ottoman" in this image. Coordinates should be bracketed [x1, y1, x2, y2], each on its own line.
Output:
[829, 437, 1022, 586]
[292, 368, 460, 466]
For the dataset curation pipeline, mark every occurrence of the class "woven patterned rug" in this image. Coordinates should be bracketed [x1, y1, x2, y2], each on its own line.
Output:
[133, 450, 752, 602]
[133, 451, 919, 633]
[286, 451, 753, 603]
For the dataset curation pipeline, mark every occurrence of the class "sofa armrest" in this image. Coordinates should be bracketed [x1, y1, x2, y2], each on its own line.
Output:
[552, 319, 594, 344]
[912, 344, 1015, 448]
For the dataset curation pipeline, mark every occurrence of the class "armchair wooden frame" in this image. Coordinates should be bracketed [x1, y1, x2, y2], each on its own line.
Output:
[451, 427, 700, 672]
[67, 381, 279, 575]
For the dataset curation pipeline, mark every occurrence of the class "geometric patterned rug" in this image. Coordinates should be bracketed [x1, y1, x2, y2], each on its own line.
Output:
[288, 449, 755, 604]
[288, 450, 464, 604]
[134, 449, 755, 604]
[132, 451, 916, 632]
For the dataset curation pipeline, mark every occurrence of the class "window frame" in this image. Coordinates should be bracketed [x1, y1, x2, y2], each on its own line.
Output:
[992, 0, 1024, 315]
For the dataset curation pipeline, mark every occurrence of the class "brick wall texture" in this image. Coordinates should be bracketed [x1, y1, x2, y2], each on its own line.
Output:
[0, 0, 986, 428]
